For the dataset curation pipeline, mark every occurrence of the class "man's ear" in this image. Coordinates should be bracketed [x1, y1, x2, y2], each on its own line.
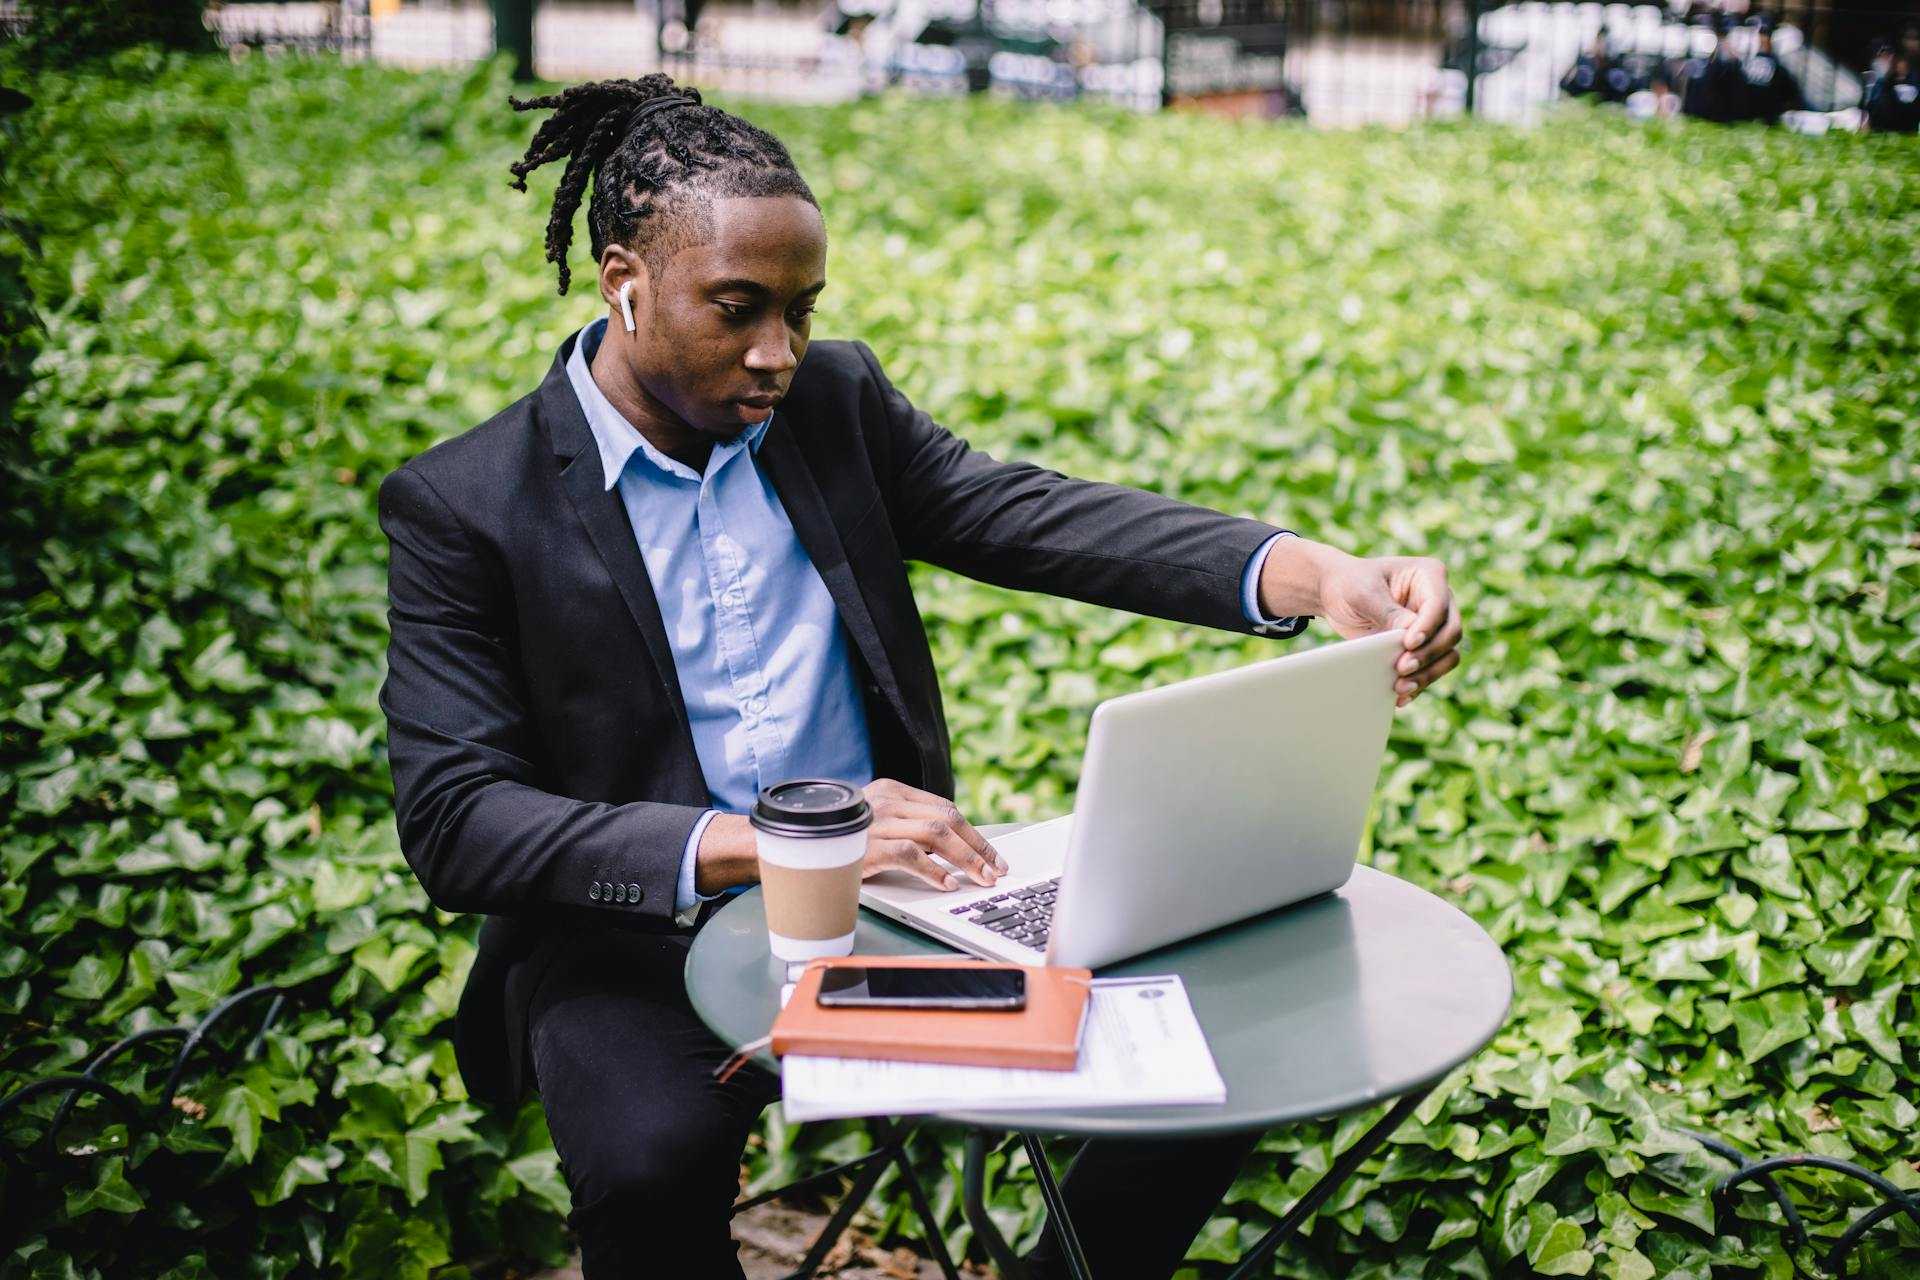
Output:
[597, 246, 650, 330]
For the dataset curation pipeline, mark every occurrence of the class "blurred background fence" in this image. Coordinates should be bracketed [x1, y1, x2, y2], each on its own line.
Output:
[4, 0, 1917, 126]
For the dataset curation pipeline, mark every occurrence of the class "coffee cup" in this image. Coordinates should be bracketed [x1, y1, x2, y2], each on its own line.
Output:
[751, 779, 872, 962]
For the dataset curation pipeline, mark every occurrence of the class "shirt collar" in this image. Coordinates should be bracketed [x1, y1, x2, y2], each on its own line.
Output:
[565, 316, 775, 491]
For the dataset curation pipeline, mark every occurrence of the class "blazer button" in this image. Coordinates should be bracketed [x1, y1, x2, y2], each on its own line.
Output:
[589, 881, 603, 901]
[626, 883, 643, 904]
[613, 883, 628, 903]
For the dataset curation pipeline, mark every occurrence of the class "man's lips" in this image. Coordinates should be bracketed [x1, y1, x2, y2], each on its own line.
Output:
[736, 393, 779, 409]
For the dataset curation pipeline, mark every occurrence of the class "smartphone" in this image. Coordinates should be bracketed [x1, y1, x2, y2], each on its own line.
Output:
[816, 965, 1027, 1010]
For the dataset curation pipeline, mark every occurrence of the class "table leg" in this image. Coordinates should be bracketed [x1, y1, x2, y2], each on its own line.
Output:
[1222, 1086, 1434, 1280]
[733, 1135, 894, 1217]
[1022, 1132, 1094, 1280]
[959, 1131, 1097, 1280]
[963, 1130, 1032, 1280]
[788, 1120, 900, 1277]
[891, 1135, 964, 1280]
[961, 1087, 1433, 1280]
[741, 1117, 959, 1280]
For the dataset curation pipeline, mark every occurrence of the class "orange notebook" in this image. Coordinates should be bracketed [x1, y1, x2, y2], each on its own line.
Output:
[771, 956, 1094, 1071]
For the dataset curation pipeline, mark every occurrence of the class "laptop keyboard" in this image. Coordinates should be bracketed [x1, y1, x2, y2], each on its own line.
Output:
[947, 877, 1060, 951]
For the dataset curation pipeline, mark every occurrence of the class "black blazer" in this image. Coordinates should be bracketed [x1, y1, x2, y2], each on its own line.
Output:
[378, 329, 1302, 1104]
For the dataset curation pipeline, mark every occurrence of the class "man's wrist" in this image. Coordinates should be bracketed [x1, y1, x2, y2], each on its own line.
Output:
[694, 813, 761, 896]
[1257, 534, 1349, 619]
[675, 810, 723, 916]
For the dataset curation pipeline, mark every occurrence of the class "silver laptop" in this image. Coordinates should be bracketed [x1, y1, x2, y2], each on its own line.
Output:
[858, 628, 1406, 969]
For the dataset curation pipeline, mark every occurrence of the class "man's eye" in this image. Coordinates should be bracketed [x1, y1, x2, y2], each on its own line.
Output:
[789, 307, 816, 322]
[717, 302, 752, 319]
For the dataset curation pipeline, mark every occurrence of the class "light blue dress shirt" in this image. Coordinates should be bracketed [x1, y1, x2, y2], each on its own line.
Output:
[566, 317, 1304, 922]
[1244, 532, 1304, 637]
[567, 319, 875, 921]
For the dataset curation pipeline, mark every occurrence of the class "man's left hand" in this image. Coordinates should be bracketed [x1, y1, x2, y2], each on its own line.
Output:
[1318, 554, 1461, 706]
[1262, 539, 1461, 707]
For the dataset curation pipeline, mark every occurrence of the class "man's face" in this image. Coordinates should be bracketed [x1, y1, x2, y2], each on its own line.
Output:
[631, 195, 827, 438]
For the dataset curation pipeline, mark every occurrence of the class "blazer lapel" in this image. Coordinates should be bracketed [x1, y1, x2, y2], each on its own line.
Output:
[538, 338, 696, 746]
[538, 331, 913, 761]
[756, 412, 913, 731]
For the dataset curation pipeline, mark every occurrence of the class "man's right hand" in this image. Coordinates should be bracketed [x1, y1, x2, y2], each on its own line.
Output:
[860, 777, 1007, 891]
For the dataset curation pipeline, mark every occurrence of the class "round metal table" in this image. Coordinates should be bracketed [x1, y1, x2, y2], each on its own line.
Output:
[687, 824, 1512, 1279]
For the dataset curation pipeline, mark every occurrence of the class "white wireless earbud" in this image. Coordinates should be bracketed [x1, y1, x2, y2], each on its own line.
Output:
[617, 280, 637, 334]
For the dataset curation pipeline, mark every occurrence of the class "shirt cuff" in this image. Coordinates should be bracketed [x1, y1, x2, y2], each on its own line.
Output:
[1241, 530, 1310, 638]
[673, 809, 724, 925]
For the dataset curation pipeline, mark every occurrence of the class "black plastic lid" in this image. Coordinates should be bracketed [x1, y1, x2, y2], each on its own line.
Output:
[749, 779, 872, 838]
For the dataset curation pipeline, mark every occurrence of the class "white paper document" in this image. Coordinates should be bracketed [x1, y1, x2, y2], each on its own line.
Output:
[779, 975, 1226, 1123]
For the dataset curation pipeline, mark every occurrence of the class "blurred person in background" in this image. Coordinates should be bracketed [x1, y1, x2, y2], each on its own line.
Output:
[1681, 13, 1750, 122]
[1739, 16, 1802, 124]
[1862, 35, 1895, 97]
[1560, 27, 1605, 98]
[1863, 41, 1920, 132]
[1562, 26, 1635, 103]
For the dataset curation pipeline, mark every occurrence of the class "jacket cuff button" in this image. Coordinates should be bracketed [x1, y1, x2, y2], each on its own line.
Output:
[589, 881, 603, 901]
[627, 883, 643, 904]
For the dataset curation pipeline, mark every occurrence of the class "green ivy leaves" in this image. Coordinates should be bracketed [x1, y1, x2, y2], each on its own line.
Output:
[3, 45, 1918, 1280]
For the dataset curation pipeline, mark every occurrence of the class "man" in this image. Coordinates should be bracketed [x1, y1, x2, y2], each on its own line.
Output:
[1562, 27, 1634, 105]
[1739, 18, 1803, 126]
[1864, 32, 1920, 133]
[378, 74, 1463, 1278]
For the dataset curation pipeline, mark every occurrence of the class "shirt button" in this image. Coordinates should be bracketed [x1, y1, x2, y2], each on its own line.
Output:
[626, 884, 643, 904]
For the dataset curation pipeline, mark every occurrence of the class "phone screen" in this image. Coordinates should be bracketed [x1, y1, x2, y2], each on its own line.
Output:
[816, 965, 1027, 1010]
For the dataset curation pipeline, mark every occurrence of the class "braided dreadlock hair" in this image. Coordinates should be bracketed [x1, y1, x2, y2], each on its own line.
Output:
[507, 74, 818, 295]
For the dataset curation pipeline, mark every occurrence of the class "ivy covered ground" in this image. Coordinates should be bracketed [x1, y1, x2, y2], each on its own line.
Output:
[2, 47, 1917, 1280]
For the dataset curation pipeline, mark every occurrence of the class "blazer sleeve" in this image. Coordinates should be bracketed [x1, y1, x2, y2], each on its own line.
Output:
[377, 463, 701, 922]
[854, 341, 1301, 636]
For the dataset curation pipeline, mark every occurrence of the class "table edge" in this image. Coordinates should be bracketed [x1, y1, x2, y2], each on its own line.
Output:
[686, 856, 1513, 1138]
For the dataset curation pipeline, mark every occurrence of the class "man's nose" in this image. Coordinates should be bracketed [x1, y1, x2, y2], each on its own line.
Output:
[744, 323, 797, 375]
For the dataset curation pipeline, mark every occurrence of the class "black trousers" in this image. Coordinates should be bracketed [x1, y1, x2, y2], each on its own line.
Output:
[528, 929, 1262, 1278]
